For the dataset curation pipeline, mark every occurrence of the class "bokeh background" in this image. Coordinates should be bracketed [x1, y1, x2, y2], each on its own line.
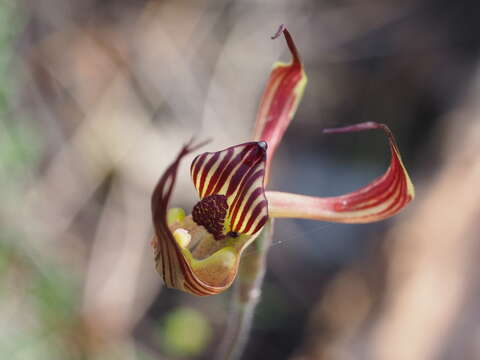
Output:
[2, 0, 480, 359]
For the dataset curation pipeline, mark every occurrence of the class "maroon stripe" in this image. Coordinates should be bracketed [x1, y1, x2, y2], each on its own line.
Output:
[242, 200, 268, 234]
[167, 241, 178, 287]
[231, 185, 263, 232]
[361, 153, 401, 210]
[336, 150, 396, 208]
[352, 164, 405, 221]
[172, 245, 209, 295]
[354, 163, 400, 211]
[339, 163, 400, 212]
[211, 145, 253, 195]
[172, 241, 219, 295]
[252, 215, 269, 235]
[230, 169, 264, 222]
[162, 233, 175, 288]
[191, 154, 206, 190]
[198, 152, 220, 197]
[330, 152, 398, 212]
[183, 264, 216, 296]
[204, 147, 234, 197]
[352, 170, 399, 211]
[226, 147, 263, 197]
[158, 233, 170, 286]
[376, 167, 406, 217]
[159, 227, 176, 287]
[228, 161, 261, 215]
[184, 282, 204, 296]
[183, 277, 206, 296]
[342, 149, 397, 207]
[182, 271, 205, 295]
[338, 168, 394, 208]
[387, 178, 406, 214]
[374, 183, 402, 219]
[157, 237, 166, 285]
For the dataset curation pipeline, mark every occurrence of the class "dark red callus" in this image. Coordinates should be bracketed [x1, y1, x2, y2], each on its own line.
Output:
[192, 194, 229, 240]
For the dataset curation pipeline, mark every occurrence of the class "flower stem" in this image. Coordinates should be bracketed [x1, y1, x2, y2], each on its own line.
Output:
[216, 219, 274, 360]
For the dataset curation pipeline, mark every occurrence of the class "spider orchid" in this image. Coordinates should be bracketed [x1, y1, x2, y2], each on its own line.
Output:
[151, 25, 414, 296]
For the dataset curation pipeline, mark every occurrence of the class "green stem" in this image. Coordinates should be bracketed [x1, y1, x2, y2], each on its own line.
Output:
[216, 219, 274, 360]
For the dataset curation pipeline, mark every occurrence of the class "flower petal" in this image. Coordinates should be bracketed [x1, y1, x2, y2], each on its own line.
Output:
[151, 140, 247, 296]
[266, 122, 414, 223]
[190, 142, 269, 237]
[253, 25, 308, 184]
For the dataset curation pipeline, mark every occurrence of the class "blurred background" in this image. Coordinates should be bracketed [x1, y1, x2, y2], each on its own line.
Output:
[2, 0, 480, 359]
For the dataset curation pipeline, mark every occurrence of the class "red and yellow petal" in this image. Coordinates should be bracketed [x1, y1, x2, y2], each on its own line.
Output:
[267, 122, 414, 223]
[253, 25, 307, 184]
[190, 142, 269, 237]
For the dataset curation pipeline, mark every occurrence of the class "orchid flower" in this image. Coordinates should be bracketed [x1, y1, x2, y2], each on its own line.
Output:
[151, 25, 414, 296]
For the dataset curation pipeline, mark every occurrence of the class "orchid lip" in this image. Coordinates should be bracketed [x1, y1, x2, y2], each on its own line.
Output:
[190, 142, 269, 239]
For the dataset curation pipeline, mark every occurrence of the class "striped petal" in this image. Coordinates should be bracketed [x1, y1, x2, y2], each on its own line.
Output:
[253, 25, 308, 184]
[190, 142, 269, 239]
[151, 141, 261, 296]
[267, 122, 414, 223]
